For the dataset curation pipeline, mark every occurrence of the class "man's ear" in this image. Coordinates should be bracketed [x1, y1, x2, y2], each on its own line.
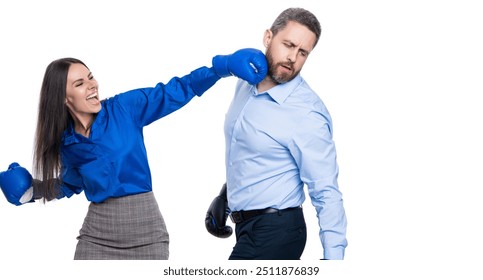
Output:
[263, 29, 272, 48]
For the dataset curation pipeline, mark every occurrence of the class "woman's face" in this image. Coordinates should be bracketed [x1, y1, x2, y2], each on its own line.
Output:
[65, 63, 101, 118]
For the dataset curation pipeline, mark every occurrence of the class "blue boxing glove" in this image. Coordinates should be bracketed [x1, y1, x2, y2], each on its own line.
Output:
[0, 162, 33, 206]
[212, 48, 267, 85]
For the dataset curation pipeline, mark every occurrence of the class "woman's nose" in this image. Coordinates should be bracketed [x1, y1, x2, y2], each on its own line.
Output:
[88, 80, 97, 89]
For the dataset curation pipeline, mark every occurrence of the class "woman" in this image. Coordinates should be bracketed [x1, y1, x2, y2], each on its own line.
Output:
[0, 48, 267, 259]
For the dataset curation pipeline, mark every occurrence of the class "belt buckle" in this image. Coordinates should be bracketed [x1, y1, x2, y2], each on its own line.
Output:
[230, 211, 242, 223]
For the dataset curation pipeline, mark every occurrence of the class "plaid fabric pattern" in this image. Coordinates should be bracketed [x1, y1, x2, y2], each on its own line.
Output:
[74, 192, 169, 260]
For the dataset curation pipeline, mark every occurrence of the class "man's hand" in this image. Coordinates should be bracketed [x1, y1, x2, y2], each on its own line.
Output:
[205, 183, 233, 238]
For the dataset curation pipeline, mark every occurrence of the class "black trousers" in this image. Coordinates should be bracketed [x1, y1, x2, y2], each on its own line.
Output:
[229, 207, 307, 260]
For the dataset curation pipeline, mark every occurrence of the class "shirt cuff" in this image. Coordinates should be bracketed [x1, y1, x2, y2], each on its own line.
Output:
[323, 248, 345, 260]
[190, 67, 222, 96]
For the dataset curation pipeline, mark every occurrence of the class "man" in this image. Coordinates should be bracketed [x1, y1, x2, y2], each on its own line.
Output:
[205, 7, 347, 260]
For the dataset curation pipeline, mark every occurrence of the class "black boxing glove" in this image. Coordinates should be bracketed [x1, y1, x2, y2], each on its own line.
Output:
[205, 183, 233, 238]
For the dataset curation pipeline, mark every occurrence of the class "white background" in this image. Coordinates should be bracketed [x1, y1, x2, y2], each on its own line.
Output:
[1, 0, 482, 279]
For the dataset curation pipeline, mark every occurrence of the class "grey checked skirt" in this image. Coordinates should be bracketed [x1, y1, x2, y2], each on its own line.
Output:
[74, 192, 169, 260]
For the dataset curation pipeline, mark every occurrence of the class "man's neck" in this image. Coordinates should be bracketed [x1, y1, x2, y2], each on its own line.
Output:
[256, 77, 277, 93]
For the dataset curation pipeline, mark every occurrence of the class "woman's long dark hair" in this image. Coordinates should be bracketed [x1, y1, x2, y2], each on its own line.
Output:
[33, 58, 87, 201]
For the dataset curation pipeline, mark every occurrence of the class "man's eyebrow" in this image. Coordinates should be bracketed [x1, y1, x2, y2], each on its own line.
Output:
[284, 40, 311, 55]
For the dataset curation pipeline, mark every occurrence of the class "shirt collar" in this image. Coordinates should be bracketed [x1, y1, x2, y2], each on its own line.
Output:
[62, 122, 80, 145]
[256, 74, 303, 104]
[62, 103, 106, 145]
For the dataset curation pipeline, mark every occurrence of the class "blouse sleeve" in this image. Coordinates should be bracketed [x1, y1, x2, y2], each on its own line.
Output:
[116, 66, 220, 127]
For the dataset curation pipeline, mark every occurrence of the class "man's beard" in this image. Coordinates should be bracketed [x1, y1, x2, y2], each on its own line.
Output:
[266, 47, 300, 85]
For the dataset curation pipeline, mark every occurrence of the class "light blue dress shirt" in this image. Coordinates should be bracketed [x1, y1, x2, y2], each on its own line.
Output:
[224, 75, 347, 259]
[57, 66, 220, 203]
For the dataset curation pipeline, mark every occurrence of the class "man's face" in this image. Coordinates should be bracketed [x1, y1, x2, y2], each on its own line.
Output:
[264, 21, 317, 84]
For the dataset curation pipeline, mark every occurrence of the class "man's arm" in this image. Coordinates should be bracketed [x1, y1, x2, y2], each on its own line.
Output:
[289, 111, 348, 260]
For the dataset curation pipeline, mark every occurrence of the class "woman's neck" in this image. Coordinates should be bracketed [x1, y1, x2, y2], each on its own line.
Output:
[71, 113, 95, 137]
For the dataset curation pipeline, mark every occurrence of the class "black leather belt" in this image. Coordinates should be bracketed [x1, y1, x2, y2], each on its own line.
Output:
[230, 206, 301, 224]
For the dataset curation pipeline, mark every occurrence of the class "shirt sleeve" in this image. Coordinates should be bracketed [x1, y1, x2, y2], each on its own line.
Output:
[31, 166, 83, 201]
[117, 66, 221, 127]
[288, 110, 348, 260]
[57, 165, 84, 199]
